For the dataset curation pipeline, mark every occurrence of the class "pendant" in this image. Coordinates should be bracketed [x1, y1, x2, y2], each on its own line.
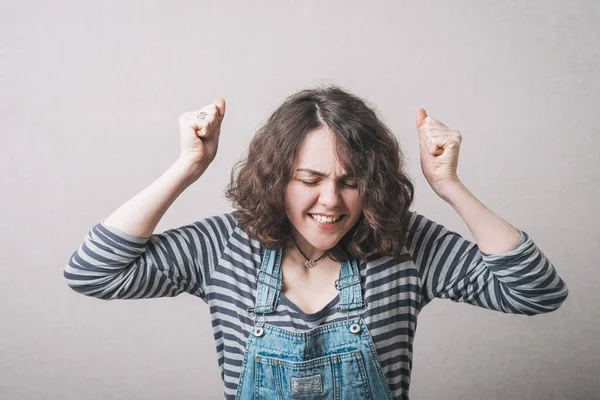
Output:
[303, 259, 317, 268]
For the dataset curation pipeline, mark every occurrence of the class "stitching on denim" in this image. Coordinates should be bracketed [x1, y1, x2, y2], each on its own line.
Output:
[274, 358, 284, 398]
[354, 350, 372, 400]
[259, 318, 360, 340]
[257, 349, 362, 370]
[254, 247, 284, 314]
[254, 354, 261, 399]
[359, 319, 394, 399]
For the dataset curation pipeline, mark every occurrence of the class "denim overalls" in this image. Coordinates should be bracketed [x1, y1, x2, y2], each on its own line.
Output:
[235, 247, 394, 399]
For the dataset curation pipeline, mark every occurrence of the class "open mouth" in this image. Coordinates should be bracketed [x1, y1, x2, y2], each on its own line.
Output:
[308, 213, 346, 225]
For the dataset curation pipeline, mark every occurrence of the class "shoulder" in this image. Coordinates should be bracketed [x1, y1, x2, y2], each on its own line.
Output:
[403, 210, 448, 237]
[181, 212, 238, 244]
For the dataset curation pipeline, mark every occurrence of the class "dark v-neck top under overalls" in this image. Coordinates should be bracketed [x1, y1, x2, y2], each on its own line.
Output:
[64, 210, 569, 399]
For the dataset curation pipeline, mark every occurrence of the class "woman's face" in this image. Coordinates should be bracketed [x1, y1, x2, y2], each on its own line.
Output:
[284, 126, 364, 254]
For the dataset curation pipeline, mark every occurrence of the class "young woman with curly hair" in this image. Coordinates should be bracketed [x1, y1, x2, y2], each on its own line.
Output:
[64, 85, 568, 400]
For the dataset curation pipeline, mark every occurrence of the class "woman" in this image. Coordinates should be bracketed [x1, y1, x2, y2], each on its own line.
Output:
[64, 85, 569, 399]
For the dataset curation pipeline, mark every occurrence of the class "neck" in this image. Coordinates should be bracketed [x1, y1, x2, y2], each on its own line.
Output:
[288, 236, 326, 261]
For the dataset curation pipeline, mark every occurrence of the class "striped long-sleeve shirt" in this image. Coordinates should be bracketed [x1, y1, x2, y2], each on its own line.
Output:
[63, 210, 569, 400]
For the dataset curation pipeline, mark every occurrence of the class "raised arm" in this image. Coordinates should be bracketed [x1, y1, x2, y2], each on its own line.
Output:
[407, 210, 568, 315]
[64, 211, 236, 301]
[63, 98, 229, 301]
[410, 109, 568, 314]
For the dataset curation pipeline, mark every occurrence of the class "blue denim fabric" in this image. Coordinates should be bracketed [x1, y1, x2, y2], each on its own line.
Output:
[236, 248, 393, 399]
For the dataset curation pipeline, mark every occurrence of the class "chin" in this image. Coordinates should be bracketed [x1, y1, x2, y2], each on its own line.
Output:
[309, 233, 342, 250]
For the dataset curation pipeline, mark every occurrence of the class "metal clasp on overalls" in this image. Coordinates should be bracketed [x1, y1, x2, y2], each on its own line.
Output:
[346, 304, 366, 334]
[247, 307, 266, 337]
[334, 277, 366, 335]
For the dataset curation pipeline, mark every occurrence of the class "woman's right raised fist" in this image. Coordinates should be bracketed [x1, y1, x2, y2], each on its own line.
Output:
[178, 97, 226, 170]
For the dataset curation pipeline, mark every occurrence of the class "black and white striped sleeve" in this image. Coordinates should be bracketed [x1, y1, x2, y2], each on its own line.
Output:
[63, 213, 237, 302]
[406, 211, 569, 315]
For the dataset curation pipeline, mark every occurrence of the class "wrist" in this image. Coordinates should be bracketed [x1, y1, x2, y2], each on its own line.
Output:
[434, 178, 466, 205]
[173, 157, 207, 184]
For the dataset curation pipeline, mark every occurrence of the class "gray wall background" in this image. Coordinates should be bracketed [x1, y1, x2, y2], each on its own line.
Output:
[2, 1, 597, 399]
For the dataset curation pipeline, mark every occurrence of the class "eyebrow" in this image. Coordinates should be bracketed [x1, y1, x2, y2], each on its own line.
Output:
[295, 168, 354, 179]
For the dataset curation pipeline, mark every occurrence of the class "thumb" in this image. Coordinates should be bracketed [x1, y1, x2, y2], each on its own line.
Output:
[416, 108, 427, 129]
[215, 97, 226, 118]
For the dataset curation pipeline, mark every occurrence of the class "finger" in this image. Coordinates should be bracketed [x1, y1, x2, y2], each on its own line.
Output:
[427, 127, 453, 137]
[193, 110, 216, 133]
[196, 108, 215, 120]
[192, 119, 210, 137]
[198, 102, 223, 122]
[416, 108, 427, 129]
[205, 111, 223, 138]
[199, 111, 217, 124]
[425, 116, 447, 128]
[209, 104, 224, 127]
[423, 128, 455, 153]
[422, 136, 444, 156]
[214, 97, 226, 119]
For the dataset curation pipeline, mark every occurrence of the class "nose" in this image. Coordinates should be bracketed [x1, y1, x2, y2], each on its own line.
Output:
[318, 180, 342, 208]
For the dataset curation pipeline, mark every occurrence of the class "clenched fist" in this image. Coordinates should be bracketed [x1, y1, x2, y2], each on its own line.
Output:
[178, 97, 226, 170]
[416, 108, 462, 196]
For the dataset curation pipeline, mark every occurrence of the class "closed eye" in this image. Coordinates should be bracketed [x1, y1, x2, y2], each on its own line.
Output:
[300, 181, 319, 186]
[300, 180, 358, 189]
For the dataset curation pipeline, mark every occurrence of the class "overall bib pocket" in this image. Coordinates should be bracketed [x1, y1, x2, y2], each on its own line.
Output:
[255, 349, 371, 399]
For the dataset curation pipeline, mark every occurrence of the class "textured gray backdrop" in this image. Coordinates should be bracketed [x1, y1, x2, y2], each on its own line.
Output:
[1, 1, 597, 399]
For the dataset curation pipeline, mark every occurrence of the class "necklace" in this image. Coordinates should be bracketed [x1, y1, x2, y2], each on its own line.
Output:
[293, 239, 328, 268]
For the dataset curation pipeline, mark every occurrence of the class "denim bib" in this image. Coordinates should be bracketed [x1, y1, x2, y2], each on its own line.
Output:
[235, 247, 394, 399]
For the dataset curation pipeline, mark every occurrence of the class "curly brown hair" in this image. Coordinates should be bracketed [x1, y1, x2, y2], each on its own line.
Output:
[225, 84, 416, 261]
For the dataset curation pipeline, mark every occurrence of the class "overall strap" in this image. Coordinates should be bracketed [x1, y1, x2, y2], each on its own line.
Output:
[252, 247, 283, 314]
[335, 258, 366, 312]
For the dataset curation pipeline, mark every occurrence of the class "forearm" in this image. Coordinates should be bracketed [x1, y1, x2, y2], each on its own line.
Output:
[438, 180, 521, 255]
[102, 158, 205, 238]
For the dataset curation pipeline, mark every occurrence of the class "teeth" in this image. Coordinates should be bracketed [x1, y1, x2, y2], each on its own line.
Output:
[310, 214, 342, 223]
